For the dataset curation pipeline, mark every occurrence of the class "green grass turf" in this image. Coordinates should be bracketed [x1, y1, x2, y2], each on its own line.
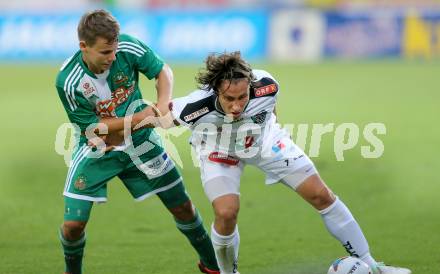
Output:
[0, 61, 439, 273]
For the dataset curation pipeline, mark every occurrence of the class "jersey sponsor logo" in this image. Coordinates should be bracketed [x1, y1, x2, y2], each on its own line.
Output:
[251, 110, 267, 124]
[95, 81, 135, 117]
[138, 153, 174, 179]
[113, 82, 135, 105]
[184, 107, 209, 122]
[82, 82, 96, 98]
[96, 100, 116, 117]
[208, 152, 240, 166]
[254, 84, 277, 97]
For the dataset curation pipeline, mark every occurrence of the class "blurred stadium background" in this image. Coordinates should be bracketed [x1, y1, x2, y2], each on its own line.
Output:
[0, 0, 439, 273]
[2, 0, 440, 61]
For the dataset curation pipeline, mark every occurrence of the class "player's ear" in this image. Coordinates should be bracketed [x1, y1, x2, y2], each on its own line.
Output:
[79, 41, 88, 52]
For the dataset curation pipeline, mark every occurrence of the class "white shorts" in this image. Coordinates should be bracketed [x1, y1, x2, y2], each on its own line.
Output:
[197, 123, 317, 202]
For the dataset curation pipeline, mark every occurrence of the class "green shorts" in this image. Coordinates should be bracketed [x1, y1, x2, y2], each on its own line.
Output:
[64, 181, 190, 221]
[63, 144, 189, 220]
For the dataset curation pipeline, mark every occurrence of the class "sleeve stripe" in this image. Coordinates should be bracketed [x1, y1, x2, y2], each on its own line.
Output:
[63, 63, 81, 111]
[67, 67, 82, 110]
[64, 87, 76, 111]
[63, 63, 79, 91]
[117, 44, 145, 55]
[117, 47, 143, 57]
[118, 44, 145, 55]
[118, 41, 147, 53]
[68, 68, 84, 110]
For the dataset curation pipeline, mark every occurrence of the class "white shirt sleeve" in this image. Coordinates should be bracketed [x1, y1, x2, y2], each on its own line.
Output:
[253, 69, 281, 97]
[171, 95, 192, 128]
[171, 89, 214, 128]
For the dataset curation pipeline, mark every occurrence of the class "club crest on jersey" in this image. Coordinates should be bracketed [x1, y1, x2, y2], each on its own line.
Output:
[184, 107, 209, 122]
[251, 111, 267, 124]
[74, 175, 87, 190]
[255, 84, 277, 97]
[112, 71, 128, 86]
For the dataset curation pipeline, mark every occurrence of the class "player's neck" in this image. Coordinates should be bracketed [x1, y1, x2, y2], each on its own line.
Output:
[82, 56, 104, 74]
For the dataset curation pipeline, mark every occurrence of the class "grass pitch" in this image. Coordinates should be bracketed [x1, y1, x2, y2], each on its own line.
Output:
[0, 61, 439, 273]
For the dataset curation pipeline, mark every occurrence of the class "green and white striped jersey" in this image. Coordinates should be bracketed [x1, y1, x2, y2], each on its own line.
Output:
[56, 34, 164, 146]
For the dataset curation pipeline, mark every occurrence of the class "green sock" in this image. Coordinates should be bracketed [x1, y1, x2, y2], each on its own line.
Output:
[175, 210, 219, 271]
[59, 228, 86, 274]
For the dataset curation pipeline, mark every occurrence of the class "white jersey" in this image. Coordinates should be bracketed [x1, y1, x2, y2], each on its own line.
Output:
[171, 70, 280, 158]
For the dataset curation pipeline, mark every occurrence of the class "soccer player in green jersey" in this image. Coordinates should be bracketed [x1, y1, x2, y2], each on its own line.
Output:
[55, 9, 219, 274]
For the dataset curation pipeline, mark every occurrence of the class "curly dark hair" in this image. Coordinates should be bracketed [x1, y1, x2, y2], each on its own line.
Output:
[196, 51, 255, 95]
[78, 9, 120, 46]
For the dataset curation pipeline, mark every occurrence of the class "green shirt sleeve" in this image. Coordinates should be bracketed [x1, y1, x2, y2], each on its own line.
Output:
[56, 85, 99, 132]
[118, 34, 164, 80]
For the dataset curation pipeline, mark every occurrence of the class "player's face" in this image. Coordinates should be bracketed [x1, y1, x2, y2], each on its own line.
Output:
[218, 78, 250, 120]
[80, 36, 118, 74]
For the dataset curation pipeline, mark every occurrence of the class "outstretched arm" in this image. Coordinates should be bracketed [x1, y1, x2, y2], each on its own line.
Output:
[87, 106, 159, 150]
[90, 104, 176, 148]
[154, 63, 173, 116]
[91, 105, 157, 135]
[100, 106, 156, 132]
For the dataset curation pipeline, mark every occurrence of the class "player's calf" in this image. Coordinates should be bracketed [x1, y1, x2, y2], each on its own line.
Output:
[169, 201, 219, 272]
[168, 200, 196, 221]
[59, 225, 86, 274]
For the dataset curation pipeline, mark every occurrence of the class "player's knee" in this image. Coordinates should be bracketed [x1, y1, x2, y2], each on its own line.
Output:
[169, 200, 195, 221]
[309, 187, 336, 210]
[63, 221, 87, 240]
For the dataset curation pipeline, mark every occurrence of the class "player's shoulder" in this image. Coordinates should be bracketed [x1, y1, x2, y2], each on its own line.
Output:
[56, 51, 83, 88]
[250, 69, 279, 99]
[117, 33, 150, 57]
[184, 88, 215, 102]
[253, 69, 277, 82]
[174, 89, 216, 124]
[118, 33, 141, 44]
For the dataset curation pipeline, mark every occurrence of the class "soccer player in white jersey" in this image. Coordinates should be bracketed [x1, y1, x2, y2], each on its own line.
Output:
[164, 52, 411, 274]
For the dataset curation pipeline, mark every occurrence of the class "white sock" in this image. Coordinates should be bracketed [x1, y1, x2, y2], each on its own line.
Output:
[211, 224, 240, 274]
[319, 197, 377, 269]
